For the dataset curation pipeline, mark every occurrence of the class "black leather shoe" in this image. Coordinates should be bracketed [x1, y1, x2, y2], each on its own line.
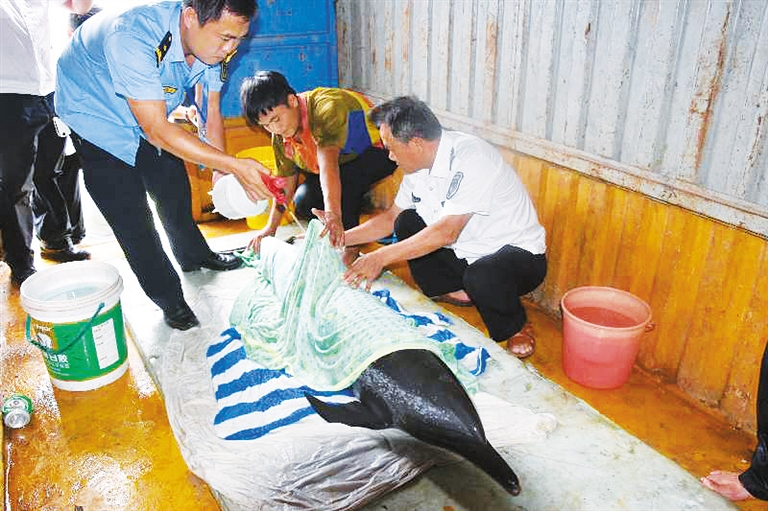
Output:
[40, 239, 91, 263]
[11, 267, 36, 287]
[163, 302, 200, 331]
[181, 252, 242, 272]
[71, 229, 86, 246]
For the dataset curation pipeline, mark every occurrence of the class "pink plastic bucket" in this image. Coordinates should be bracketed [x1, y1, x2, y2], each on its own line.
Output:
[561, 286, 653, 389]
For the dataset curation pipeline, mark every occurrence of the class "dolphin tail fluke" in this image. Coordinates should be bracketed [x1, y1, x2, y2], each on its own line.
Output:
[305, 393, 390, 430]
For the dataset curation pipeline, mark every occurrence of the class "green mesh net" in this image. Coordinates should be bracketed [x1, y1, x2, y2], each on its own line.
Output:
[231, 219, 477, 392]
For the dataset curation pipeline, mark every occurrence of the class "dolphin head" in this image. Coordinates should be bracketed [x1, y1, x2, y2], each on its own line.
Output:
[306, 349, 523, 496]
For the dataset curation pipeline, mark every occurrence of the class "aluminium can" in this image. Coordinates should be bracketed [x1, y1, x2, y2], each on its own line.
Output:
[2, 393, 33, 429]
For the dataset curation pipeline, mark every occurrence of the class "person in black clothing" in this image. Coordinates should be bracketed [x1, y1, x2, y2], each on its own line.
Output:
[31, 110, 90, 263]
[31, 5, 103, 263]
[701, 342, 768, 501]
[0, 0, 94, 286]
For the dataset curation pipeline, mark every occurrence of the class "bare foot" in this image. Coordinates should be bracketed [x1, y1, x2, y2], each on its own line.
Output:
[701, 470, 753, 501]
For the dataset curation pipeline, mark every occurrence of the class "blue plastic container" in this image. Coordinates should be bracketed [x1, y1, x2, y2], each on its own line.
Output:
[220, 0, 339, 118]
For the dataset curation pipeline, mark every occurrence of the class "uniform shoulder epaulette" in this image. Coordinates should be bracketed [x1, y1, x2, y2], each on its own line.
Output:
[220, 49, 237, 82]
[155, 31, 172, 67]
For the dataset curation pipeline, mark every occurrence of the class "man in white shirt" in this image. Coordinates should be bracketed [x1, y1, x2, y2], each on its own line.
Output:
[342, 96, 547, 358]
[0, 0, 92, 285]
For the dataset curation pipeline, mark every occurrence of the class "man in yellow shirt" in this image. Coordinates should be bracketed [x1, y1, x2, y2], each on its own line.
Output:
[241, 71, 397, 252]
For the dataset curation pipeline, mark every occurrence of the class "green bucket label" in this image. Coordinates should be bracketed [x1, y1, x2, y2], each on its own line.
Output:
[28, 302, 127, 382]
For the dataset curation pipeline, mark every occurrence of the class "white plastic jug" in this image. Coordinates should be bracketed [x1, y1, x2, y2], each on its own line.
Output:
[210, 174, 269, 219]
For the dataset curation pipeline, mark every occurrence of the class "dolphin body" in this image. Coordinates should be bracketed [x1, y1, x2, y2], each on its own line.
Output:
[305, 348, 521, 496]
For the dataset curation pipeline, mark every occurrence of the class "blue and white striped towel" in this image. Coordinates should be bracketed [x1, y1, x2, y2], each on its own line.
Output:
[206, 289, 491, 440]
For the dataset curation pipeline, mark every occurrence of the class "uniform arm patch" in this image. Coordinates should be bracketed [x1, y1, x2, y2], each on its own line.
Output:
[155, 31, 172, 67]
[447, 172, 463, 200]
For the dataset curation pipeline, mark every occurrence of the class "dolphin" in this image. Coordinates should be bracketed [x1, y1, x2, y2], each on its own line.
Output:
[304, 348, 521, 496]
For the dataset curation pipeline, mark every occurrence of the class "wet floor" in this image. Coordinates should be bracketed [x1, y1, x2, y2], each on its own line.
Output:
[0, 218, 763, 510]
[1, 265, 218, 510]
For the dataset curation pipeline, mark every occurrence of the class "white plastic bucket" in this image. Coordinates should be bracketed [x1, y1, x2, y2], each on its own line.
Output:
[210, 174, 269, 219]
[20, 261, 129, 391]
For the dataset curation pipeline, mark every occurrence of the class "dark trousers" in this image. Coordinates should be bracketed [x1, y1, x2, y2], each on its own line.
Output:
[32, 128, 85, 248]
[740, 342, 768, 500]
[293, 146, 397, 229]
[73, 135, 213, 311]
[0, 93, 57, 275]
[394, 209, 547, 341]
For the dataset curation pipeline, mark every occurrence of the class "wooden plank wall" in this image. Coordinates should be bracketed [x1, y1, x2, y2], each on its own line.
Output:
[508, 148, 768, 434]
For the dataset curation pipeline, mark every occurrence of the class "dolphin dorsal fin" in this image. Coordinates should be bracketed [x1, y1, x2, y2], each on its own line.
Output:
[305, 393, 392, 430]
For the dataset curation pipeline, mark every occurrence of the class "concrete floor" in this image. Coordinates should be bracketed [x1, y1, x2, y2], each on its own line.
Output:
[0, 216, 763, 510]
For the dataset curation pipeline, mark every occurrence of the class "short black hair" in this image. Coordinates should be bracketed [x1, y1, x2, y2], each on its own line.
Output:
[70, 5, 102, 31]
[182, 0, 257, 25]
[368, 96, 442, 142]
[241, 70, 297, 125]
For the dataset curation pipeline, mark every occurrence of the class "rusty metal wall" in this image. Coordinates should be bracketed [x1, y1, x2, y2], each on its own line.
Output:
[336, 0, 768, 237]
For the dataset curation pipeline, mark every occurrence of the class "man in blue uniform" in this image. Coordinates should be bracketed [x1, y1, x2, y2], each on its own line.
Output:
[56, 0, 276, 330]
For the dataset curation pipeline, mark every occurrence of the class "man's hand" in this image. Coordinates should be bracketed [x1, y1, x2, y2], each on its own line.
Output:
[247, 226, 278, 254]
[701, 471, 753, 501]
[231, 158, 275, 201]
[127, 98, 274, 201]
[343, 251, 385, 292]
[311, 208, 344, 248]
[185, 104, 200, 128]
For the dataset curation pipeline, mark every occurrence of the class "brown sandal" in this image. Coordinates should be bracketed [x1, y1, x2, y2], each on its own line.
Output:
[430, 293, 474, 307]
[521, 323, 535, 337]
[506, 330, 535, 359]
